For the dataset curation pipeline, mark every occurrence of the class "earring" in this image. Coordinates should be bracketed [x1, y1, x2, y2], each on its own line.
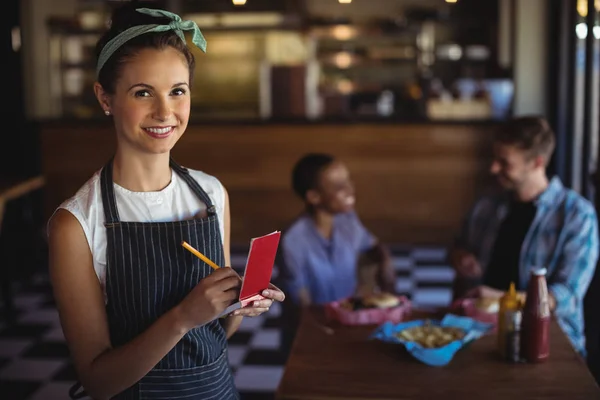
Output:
[104, 110, 111, 116]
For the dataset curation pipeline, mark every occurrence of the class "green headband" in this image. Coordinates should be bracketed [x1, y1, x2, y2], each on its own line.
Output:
[96, 8, 206, 78]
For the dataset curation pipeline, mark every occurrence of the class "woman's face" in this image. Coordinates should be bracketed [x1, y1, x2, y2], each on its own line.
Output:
[313, 161, 356, 214]
[97, 47, 191, 156]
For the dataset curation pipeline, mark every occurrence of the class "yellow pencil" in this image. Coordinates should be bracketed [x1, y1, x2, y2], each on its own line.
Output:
[181, 241, 220, 271]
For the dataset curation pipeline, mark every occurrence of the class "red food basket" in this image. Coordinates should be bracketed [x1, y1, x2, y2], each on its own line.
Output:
[450, 298, 498, 332]
[325, 296, 412, 326]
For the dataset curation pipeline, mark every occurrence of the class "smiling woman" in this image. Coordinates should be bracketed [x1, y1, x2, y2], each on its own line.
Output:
[96, 47, 192, 159]
[46, 4, 284, 400]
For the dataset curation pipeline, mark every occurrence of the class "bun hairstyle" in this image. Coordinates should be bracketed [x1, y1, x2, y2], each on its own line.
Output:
[95, 3, 196, 94]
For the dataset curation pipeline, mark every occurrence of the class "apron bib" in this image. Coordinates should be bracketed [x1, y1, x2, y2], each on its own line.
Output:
[70, 159, 238, 399]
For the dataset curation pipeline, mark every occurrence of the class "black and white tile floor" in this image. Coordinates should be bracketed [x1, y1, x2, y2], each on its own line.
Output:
[0, 246, 454, 399]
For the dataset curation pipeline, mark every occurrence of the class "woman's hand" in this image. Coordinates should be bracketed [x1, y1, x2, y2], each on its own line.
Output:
[232, 283, 286, 317]
[176, 267, 241, 332]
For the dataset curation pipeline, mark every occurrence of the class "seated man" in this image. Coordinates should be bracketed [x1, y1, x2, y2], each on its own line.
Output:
[450, 116, 599, 356]
[278, 153, 395, 307]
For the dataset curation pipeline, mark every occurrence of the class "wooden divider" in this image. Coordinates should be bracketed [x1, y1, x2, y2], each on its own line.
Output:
[40, 121, 495, 246]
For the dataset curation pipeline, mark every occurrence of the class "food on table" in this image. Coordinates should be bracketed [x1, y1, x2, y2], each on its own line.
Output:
[395, 324, 466, 348]
[363, 292, 400, 308]
[475, 297, 500, 313]
[340, 293, 400, 310]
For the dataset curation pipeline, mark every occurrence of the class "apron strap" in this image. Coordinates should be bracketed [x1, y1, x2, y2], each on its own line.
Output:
[99, 157, 218, 225]
[169, 158, 217, 216]
[100, 157, 120, 224]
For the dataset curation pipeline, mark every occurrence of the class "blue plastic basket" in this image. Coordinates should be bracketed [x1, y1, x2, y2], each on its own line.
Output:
[370, 314, 493, 366]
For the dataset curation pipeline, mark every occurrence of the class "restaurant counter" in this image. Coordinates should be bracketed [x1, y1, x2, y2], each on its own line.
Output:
[39, 119, 496, 246]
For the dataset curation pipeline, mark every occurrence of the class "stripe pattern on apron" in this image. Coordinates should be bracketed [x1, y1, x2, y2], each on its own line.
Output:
[70, 159, 239, 399]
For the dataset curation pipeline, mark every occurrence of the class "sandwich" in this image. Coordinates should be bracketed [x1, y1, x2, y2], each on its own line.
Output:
[341, 292, 400, 311]
[362, 292, 401, 309]
[474, 297, 499, 313]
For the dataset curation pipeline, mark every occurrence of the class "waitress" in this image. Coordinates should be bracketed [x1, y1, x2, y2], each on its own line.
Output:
[47, 4, 284, 400]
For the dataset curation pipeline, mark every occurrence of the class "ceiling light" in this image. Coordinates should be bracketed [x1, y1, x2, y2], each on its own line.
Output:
[332, 25, 357, 40]
[233, 0, 247, 5]
[334, 52, 353, 68]
[577, 0, 587, 17]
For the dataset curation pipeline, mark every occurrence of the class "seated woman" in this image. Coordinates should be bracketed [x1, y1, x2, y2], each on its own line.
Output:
[278, 153, 395, 308]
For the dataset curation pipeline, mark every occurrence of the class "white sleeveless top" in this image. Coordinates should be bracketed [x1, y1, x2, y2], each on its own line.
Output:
[56, 167, 226, 300]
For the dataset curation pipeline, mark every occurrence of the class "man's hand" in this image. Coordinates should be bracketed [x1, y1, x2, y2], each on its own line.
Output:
[450, 249, 483, 278]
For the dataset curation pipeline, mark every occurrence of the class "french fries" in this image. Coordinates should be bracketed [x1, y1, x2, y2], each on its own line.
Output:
[395, 323, 466, 348]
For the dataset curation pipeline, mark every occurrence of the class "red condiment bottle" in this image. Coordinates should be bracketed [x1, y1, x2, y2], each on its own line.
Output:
[520, 268, 550, 363]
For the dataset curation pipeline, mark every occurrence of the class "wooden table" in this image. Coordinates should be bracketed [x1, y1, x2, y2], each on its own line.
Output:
[276, 307, 600, 400]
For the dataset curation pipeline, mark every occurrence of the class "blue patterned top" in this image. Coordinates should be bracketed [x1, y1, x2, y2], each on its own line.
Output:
[456, 176, 599, 354]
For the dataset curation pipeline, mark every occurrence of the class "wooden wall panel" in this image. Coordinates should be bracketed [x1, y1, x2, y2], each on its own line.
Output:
[40, 122, 495, 246]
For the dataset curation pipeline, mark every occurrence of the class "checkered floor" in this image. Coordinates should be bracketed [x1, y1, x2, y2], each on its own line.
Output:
[0, 246, 454, 400]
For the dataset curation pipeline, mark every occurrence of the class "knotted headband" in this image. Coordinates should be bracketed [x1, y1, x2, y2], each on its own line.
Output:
[96, 8, 207, 77]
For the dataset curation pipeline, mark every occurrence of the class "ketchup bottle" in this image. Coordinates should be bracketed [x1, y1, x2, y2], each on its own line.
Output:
[520, 268, 550, 363]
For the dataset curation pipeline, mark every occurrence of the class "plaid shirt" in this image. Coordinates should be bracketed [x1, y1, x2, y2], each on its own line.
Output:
[456, 176, 599, 355]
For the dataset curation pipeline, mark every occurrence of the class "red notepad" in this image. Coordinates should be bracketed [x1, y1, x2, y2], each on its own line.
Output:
[219, 231, 281, 317]
[239, 230, 281, 305]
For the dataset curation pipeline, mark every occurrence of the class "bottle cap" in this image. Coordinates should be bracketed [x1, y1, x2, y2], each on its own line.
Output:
[532, 268, 547, 276]
[508, 282, 516, 296]
[500, 282, 519, 309]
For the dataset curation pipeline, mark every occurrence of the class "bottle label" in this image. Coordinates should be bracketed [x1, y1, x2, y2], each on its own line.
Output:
[505, 331, 521, 363]
[521, 317, 550, 362]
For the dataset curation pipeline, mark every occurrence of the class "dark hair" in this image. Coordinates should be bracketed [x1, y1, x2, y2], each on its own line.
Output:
[494, 116, 556, 162]
[95, 3, 196, 94]
[291, 153, 335, 200]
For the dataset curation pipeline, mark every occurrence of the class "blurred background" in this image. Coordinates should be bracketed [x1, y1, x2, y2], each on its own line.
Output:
[6, 0, 599, 246]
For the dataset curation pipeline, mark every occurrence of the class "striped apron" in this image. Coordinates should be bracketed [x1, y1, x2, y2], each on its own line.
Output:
[69, 159, 239, 399]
